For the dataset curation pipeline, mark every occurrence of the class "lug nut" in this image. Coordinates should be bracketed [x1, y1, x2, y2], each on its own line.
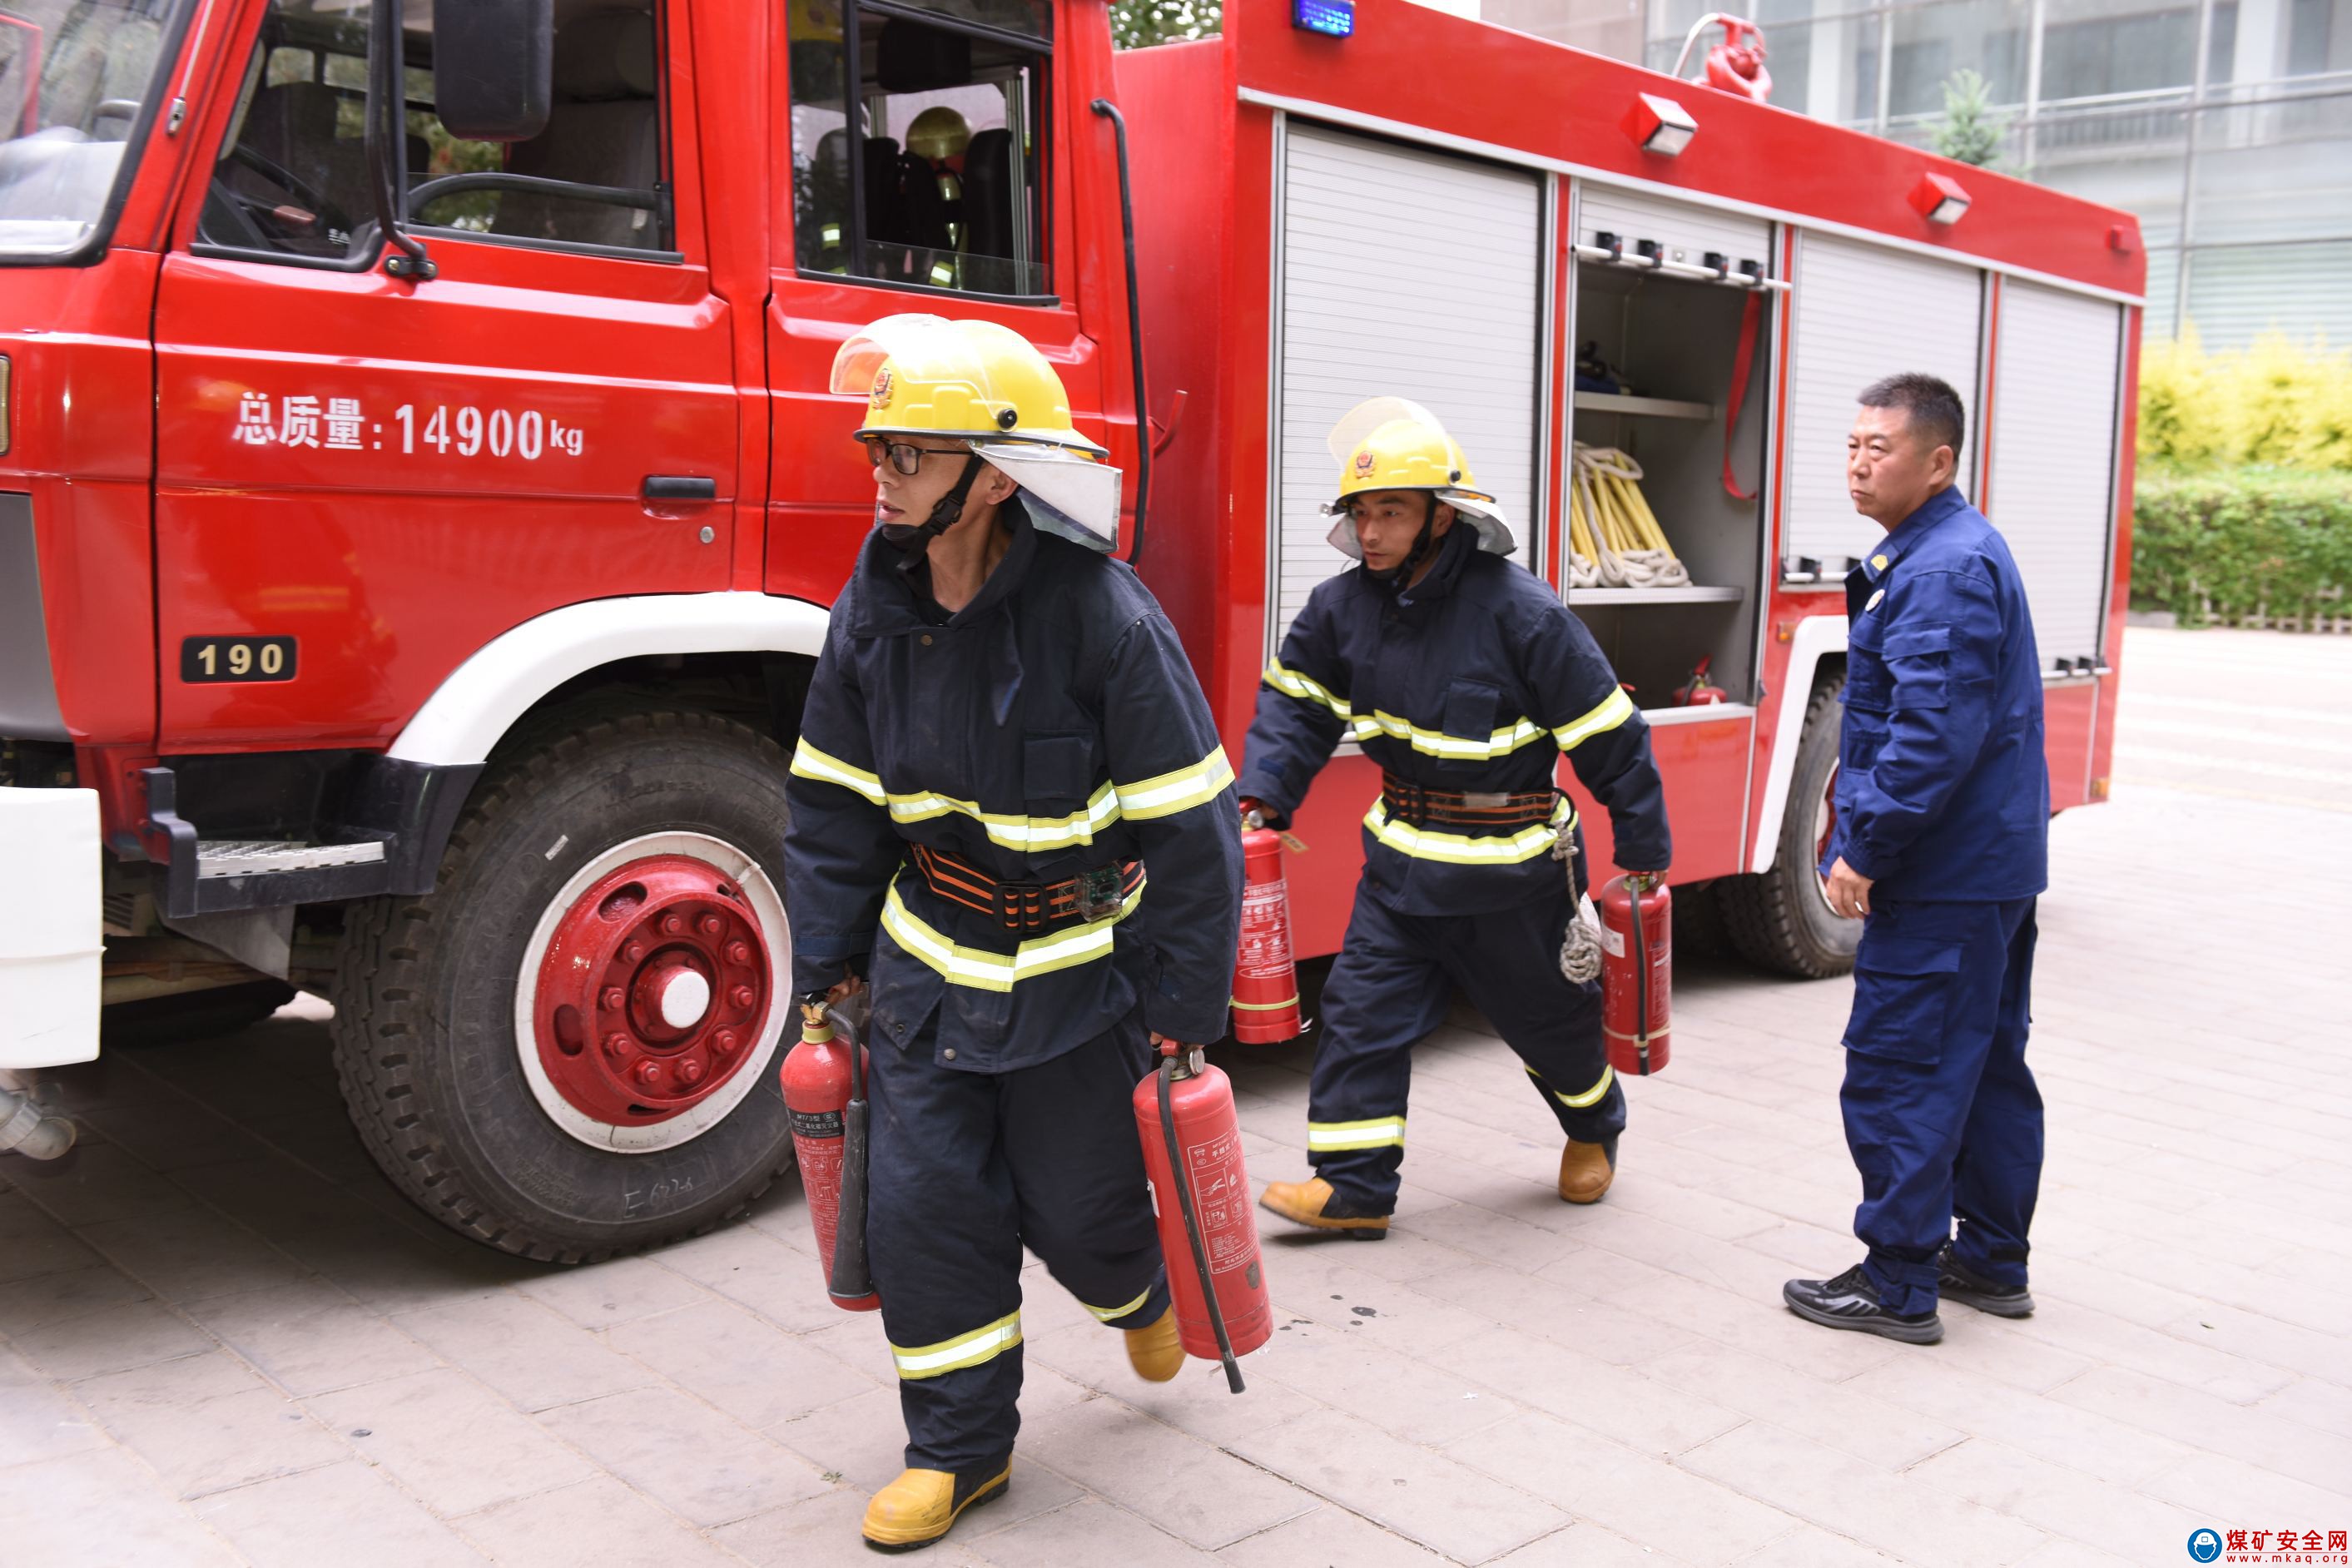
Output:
[713, 1030, 738, 1054]
[699, 915, 723, 936]
[603, 1033, 631, 1059]
[624, 942, 645, 961]
[661, 914, 684, 935]
[602, 988, 625, 1011]
[726, 941, 751, 965]
[634, 1060, 662, 1086]
[678, 1059, 706, 1085]
[731, 985, 757, 1010]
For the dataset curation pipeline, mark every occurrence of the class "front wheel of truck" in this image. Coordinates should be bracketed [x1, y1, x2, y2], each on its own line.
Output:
[330, 703, 798, 1263]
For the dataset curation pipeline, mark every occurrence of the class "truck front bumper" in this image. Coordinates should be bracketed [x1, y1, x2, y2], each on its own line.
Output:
[0, 786, 102, 1069]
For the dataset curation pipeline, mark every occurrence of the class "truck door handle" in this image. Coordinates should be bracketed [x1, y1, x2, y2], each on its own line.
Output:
[643, 475, 717, 501]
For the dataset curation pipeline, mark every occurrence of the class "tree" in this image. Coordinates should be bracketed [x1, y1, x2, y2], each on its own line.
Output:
[1111, 0, 1223, 49]
[1929, 68, 2007, 168]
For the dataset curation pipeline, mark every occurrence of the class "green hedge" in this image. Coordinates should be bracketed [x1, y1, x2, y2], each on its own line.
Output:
[2132, 469, 2352, 626]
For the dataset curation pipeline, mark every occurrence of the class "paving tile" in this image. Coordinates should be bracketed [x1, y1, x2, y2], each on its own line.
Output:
[0, 1189, 104, 1283]
[185, 1279, 440, 1397]
[1212, 1502, 1452, 1568]
[535, 1384, 832, 1526]
[1676, 1421, 2047, 1568]
[650, 1219, 853, 1332]
[9, 1298, 215, 1381]
[1428, 1322, 1745, 1457]
[1904, 1437, 2205, 1554]
[2136, 1450, 2352, 1524]
[169, 1154, 386, 1242]
[1020, 1319, 1324, 1451]
[393, 1292, 653, 1412]
[311, 1368, 595, 1515]
[1226, 1405, 1570, 1565]
[76, 1099, 270, 1172]
[964, 1496, 1217, 1566]
[75, 1207, 307, 1304]
[1445, 1410, 1803, 1567]
[0, 1259, 150, 1334]
[77, 1348, 346, 1498]
[192, 1458, 489, 1567]
[1244, 1313, 1517, 1446]
[2255, 1376, 2352, 1442]
[1266, 1253, 1501, 1357]
[1843, 1352, 2191, 1487]
[1730, 1524, 1904, 1567]
[603, 1296, 880, 1428]
[1484, 1524, 1697, 1567]
[269, 1217, 529, 1313]
[2051, 1363, 2352, 1498]
[513, 1253, 712, 1327]
[1640, 1341, 1966, 1471]
[2007, 1540, 2142, 1568]
[0, 1346, 107, 1466]
[5, 1144, 200, 1228]
[0, 1446, 243, 1566]
[1598, 1270, 1909, 1384]
[1996, 1299, 2296, 1405]
[714, 1485, 1000, 1567]
[1020, 1393, 1317, 1550]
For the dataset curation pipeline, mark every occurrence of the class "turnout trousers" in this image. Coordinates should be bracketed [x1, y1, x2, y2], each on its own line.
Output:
[1307, 879, 1626, 1215]
[1840, 896, 2042, 1317]
[866, 1010, 1170, 1474]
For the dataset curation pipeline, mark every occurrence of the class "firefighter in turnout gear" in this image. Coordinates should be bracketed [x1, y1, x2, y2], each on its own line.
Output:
[782, 315, 1244, 1551]
[1243, 399, 1672, 1237]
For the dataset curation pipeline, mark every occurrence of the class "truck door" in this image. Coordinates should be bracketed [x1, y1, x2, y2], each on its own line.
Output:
[151, 0, 737, 750]
[765, 0, 1108, 603]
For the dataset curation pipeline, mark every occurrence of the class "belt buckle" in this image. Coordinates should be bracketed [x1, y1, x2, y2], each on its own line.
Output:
[992, 879, 1047, 931]
[1461, 791, 1510, 810]
[1388, 779, 1427, 826]
[1074, 866, 1124, 921]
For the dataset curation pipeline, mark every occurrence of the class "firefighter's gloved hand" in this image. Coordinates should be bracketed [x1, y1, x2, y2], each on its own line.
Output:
[826, 973, 868, 1006]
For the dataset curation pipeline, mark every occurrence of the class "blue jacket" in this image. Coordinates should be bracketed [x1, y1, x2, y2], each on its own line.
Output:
[782, 504, 1244, 1072]
[1821, 487, 2049, 901]
[1237, 524, 1671, 917]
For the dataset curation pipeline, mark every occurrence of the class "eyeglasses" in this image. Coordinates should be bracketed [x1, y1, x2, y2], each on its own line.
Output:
[862, 438, 963, 476]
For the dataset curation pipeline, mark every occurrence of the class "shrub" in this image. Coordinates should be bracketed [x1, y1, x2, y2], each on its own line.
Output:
[2139, 329, 2352, 474]
[2132, 469, 2352, 626]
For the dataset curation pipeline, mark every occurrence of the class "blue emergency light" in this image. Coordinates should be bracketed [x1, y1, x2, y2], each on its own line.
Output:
[1293, 0, 1354, 36]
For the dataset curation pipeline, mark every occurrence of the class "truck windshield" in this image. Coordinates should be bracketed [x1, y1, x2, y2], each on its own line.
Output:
[0, 0, 180, 260]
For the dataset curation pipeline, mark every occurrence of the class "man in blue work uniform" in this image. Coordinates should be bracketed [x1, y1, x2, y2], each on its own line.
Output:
[1243, 399, 1672, 1237]
[1784, 373, 2048, 1346]
[783, 315, 1243, 1549]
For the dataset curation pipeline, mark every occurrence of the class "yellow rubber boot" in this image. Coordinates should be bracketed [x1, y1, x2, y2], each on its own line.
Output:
[1557, 1138, 1617, 1204]
[1258, 1177, 1389, 1238]
[860, 1465, 1010, 1551]
[1124, 1307, 1184, 1383]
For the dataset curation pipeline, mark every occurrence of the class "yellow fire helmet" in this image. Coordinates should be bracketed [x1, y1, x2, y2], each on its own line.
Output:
[831, 313, 1123, 553]
[906, 106, 972, 162]
[1322, 397, 1516, 559]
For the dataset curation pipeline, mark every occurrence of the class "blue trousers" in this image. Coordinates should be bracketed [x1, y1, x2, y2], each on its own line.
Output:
[1840, 897, 2042, 1317]
[1307, 880, 1626, 1215]
[866, 1011, 1169, 1474]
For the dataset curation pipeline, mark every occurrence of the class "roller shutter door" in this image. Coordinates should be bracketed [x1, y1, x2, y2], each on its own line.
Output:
[1987, 281, 2124, 672]
[1273, 123, 1542, 648]
[1783, 234, 1984, 576]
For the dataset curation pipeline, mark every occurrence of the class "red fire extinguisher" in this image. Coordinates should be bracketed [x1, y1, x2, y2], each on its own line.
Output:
[1133, 1042, 1273, 1392]
[778, 1000, 881, 1311]
[1673, 656, 1729, 707]
[1597, 875, 1673, 1075]
[1233, 812, 1304, 1044]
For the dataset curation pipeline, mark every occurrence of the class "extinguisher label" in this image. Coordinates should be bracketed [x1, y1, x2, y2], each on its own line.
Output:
[1183, 1129, 1261, 1275]
[1238, 880, 1293, 976]
[1597, 921, 1625, 959]
[790, 1109, 845, 1139]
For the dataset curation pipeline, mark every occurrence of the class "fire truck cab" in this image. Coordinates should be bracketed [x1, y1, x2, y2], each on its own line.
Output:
[0, 0, 2140, 1258]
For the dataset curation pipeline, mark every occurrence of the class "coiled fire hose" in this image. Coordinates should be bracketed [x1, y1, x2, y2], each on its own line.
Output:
[1569, 444, 1691, 591]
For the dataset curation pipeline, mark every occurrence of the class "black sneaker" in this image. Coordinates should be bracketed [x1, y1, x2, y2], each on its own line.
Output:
[1938, 1243, 2034, 1317]
[1782, 1263, 1944, 1344]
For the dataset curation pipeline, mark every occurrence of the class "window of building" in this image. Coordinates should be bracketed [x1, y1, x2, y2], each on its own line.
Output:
[198, 0, 673, 263]
[1888, 0, 2029, 117]
[787, 0, 1050, 297]
[2041, 0, 2198, 99]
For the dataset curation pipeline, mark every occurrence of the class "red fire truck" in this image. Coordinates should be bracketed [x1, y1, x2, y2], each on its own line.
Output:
[0, 0, 2140, 1257]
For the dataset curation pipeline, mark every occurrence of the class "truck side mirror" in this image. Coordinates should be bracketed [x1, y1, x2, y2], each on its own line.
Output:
[433, 0, 555, 143]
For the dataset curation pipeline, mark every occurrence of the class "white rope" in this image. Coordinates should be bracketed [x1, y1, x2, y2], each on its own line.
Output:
[1570, 444, 1691, 591]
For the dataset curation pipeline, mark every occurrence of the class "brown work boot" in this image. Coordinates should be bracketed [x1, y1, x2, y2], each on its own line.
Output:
[1558, 1137, 1618, 1204]
[861, 1465, 1010, 1551]
[1124, 1307, 1183, 1383]
[1258, 1178, 1390, 1238]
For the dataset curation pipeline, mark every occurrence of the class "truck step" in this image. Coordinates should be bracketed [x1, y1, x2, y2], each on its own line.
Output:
[196, 840, 389, 880]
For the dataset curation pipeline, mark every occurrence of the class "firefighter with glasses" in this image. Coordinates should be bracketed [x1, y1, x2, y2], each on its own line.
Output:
[783, 315, 1243, 1551]
[1243, 399, 1671, 1238]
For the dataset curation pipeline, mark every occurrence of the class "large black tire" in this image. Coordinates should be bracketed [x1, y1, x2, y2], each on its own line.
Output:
[103, 980, 299, 1049]
[330, 705, 798, 1263]
[1718, 681, 1860, 979]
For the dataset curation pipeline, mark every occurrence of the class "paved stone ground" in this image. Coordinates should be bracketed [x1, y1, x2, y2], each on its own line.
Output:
[3, 626, 2348, 1567]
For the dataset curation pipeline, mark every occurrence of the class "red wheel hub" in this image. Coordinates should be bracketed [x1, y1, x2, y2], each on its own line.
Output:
[533, 856, 771, 1125]
[1815, 761, 1841, 864]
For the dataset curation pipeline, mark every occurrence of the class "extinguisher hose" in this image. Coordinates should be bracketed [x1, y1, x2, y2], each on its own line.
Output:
[1628, 880, 1651, 1072]
[1158, 1057, 1245, 1394]
[828, 1019, 876, 1304]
